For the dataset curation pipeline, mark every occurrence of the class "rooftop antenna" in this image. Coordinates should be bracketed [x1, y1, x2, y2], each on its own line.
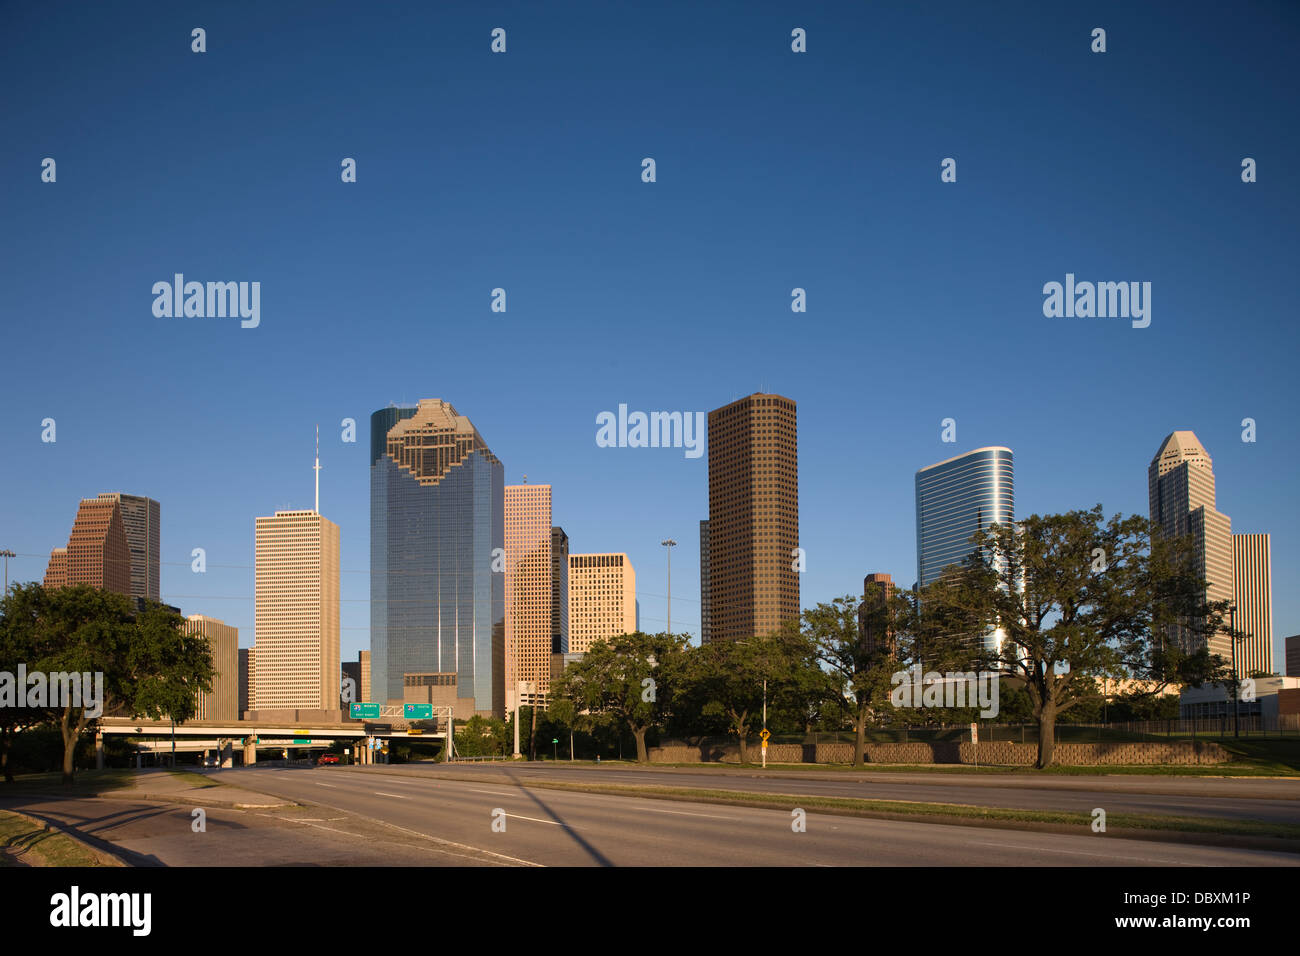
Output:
[314, 424, 321, 514]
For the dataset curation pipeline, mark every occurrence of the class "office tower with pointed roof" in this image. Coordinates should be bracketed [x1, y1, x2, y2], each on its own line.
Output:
[370, 400, 505, 716]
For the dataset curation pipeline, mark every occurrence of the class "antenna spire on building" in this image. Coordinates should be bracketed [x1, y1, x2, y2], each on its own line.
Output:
[314, 424, 321, 514]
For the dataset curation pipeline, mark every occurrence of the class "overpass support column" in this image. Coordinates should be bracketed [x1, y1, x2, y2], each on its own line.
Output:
[243, 739, 257, 765]
[220, 739, 233, 769]
[95, 730, 104, 770]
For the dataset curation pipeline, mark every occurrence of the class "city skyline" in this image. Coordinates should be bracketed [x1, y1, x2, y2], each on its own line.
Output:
[2, 5, 1296, 675]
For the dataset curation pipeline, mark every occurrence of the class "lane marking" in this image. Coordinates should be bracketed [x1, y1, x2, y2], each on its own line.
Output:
[504, 813, 572, 828]
[466, 789, 515, 797]
[374, 792, 410, 799]
[635, 806, 738, 821]
[315, 782, 338, 789]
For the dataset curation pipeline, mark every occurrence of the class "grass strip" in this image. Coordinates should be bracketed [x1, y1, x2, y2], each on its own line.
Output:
[0, 809, 114, 867]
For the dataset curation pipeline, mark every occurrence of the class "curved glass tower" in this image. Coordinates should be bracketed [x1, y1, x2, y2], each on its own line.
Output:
[371, 400, 505, 716]
[915, 447, 1015, 587]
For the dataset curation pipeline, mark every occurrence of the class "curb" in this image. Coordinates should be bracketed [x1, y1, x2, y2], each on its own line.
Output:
[0, 807, 128, 867]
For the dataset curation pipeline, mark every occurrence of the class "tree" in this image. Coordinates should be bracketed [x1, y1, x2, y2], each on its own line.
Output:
[801, 587, 912, 767]
[911, 507, 1230, 768]
[674, 628, 825, 765]
[0, 584, 214, 784]
[551, 632, 688, 763]
[0, 585, 47, 783]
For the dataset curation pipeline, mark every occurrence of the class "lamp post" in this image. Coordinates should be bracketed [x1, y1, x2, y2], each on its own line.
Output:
[0, 549, 14, 593]
[661, 539, 677, 633]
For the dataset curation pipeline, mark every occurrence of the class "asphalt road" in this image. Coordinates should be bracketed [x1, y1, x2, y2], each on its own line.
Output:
[197, 764, 1300, 866]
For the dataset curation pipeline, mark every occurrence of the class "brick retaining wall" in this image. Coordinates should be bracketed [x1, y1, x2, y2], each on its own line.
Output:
[648, 738, 1230, 766]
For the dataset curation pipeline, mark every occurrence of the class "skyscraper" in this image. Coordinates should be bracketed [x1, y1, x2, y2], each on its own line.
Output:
[858, 573, 895, 655]
[44, 496, 132, 597]
[568, 553, 637, 654]
[1233, 533, 1273, 677]
[96, 493, 160, 601]
[699, 519, 711, 644]
[370, 400, 504, 716]
[705, 393, 799, 643]
[551, 527, 569, 655]
[505, 483, 555, 706]
[915, 447, 1014, 658]
[253, 509, 340, 712]
[1148, 431, 1234, 660]
[187, 615, 238, 721]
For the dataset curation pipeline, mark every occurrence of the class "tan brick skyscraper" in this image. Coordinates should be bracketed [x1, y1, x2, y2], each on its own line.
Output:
[706, 393, 799, 643]
[505, 484, 553, 706]
[44, 497, 132, 597]
[254, 510, 340, 711]
[568, 553, 636, 653]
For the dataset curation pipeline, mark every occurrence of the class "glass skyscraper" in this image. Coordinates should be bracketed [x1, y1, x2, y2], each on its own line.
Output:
[370, 400, 505, 716]
[915, 446, 1014, 659]
[915, 446, 1015, 589]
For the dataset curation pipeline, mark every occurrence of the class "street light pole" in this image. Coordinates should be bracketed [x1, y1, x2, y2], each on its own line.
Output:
[1229, 605, 1239, 738]
[661, 539, 677, 633]
[0, 549, 15, 594]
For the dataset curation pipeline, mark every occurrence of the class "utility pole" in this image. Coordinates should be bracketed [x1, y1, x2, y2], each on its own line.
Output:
[661, 539, 677, 633]
[0, 549, 14, 593]
[1229, 605, 1239, 738]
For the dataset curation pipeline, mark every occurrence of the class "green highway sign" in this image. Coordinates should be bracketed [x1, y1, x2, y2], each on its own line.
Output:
[350, 702, 381, 719]
[403, 703, 433, 719]
[552, 738, 559, 744]
[293, 738, 311, 744]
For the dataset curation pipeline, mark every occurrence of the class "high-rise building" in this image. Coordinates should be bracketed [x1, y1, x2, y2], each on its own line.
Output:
[699, 519, 711, 644]
[915, 447, 1014, 588]
[1286, 636, 1300, 678]
[359, 649, 371, 703]
[568, 553, 636, 654]
[706, 393, 799, 643]
[858, 573, 895, 655]
[239, 647, 256, 715]
[551, 527, 569, 655]
[44, 496, 132, 597]
[187, 615, 238, 721]
[505, 484, 555, 707]
[254, 510, 340, 712]
[96, 493, 160, 601]
[370, 400, 505, 716]
[1148, 431, 1234, 660]
[1233, 533, 1273, 677]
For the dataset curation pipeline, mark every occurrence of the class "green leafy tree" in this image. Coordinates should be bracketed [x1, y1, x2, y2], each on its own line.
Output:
[911, 507, 1230, 768]
[0, 584, 47, 783]
[551, 631, 688, 763]
[1, 584, 214, 783]
[674, 628, 825, 765]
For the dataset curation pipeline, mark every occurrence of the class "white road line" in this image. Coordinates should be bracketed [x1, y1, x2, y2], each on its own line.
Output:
[467, 789, 515, 797]
[315, 782, 338, 789]
[505, 813, 572, 828]
[374, 792, 410, 799]
[635, 806, 738, 820]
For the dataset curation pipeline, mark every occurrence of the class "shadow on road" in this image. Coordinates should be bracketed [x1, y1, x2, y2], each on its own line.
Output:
[500, 768, 615, 866]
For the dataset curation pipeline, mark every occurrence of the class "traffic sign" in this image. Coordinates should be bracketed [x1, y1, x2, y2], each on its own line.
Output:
[759, 728, 771, 740]
[970, 722, 979, 745]
[293, 738, 311, 744]
[552, 738, 559, 744]
[403, 703, 433, 719]
[351, 702, 381, 719]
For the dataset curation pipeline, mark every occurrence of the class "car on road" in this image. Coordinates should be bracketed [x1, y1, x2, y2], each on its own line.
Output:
[316, 753, 340, 765]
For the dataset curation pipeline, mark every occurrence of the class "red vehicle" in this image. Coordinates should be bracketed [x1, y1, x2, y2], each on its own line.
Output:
[316, 753, 340, 765]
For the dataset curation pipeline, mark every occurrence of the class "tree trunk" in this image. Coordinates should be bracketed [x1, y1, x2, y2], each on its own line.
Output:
[1036, 701, 1057, 769]
[1, 729, 12, 784]
[632, 726, 648, 763]
[61, 708, 83, 785]
[854, 706, 869, 767]
[737, 733, 749, 765]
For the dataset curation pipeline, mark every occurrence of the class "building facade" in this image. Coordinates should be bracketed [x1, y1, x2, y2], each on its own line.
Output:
[239, 647, 256, 715]
[505, 484, 555, 707]
[858, 573, 895, 656]
[568, 553, 637, 654]
[44, 496, 132, 597]
[96, 493, 160, 601]
[1148, 431, 1234, 660]
[253, 509, 340, 712]
[551, 527, 569, 655]
[370, 401, 505, 716]
[915, 447, 1014, 588]
[699, 519, 711, 644]
[1232, 533, 1273, 676]
[187, 615, 238, 722]
[705, 393, 799, 643]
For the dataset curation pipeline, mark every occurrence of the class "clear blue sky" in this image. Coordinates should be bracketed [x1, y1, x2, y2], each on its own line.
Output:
[2, 1, 1297, 673]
